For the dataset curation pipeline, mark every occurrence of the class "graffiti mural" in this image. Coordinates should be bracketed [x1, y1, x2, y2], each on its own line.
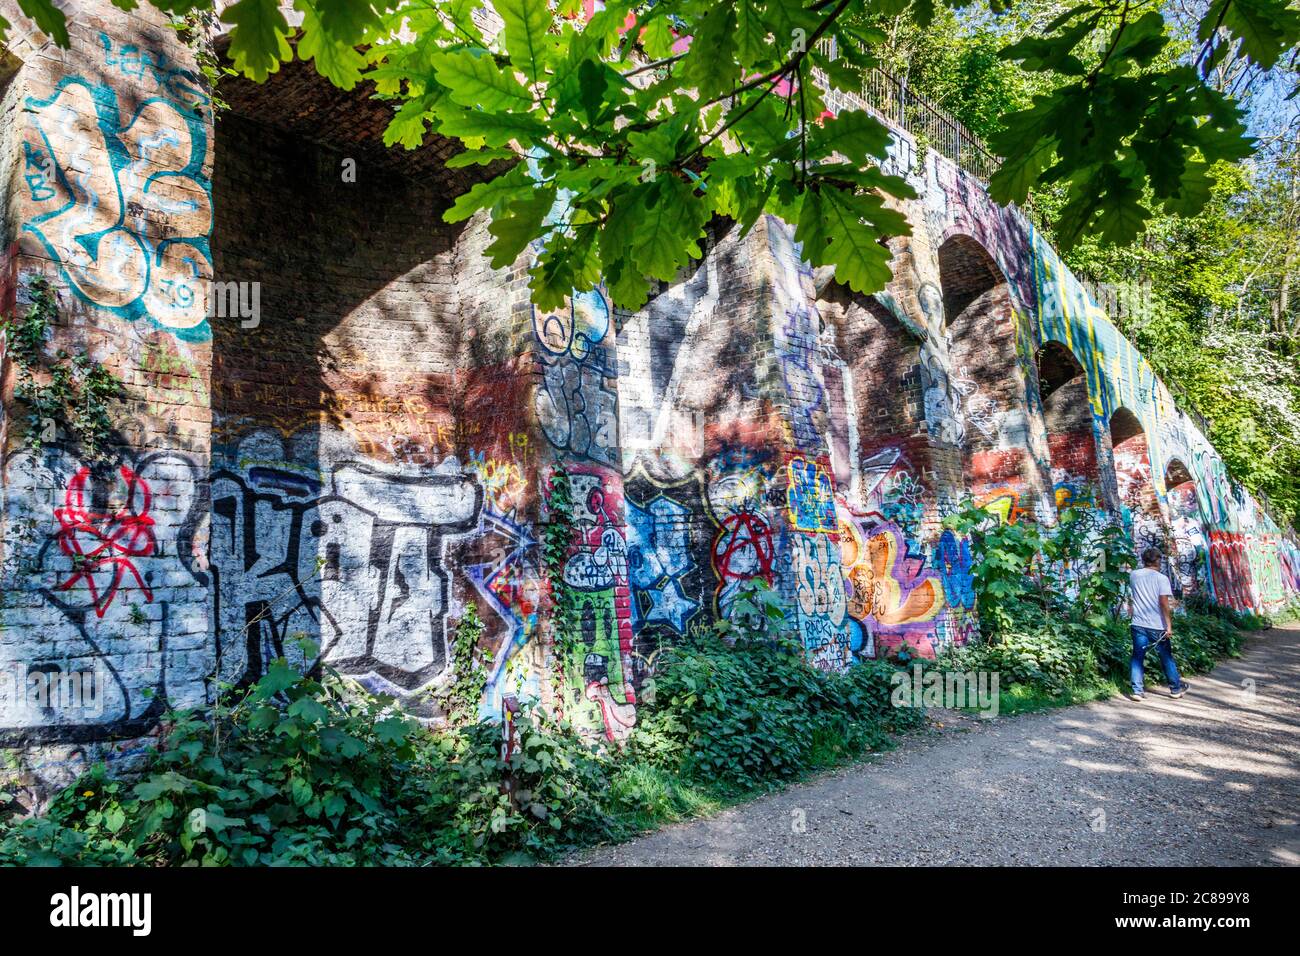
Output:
[554, 466, 637, 740]
[0, 449, 207, 745]
[626, 494, 700, 635]
[1165, 482, 1209, 597]
[705, 450, 778, 625]
[23, 76, 212, 339]
[209, 450, 482, 708]
[786, 456, 837, 533]
[838, 507, 946, 658]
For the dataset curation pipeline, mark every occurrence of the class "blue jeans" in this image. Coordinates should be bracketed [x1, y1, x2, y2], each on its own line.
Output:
[1130, 625, 1183, 694]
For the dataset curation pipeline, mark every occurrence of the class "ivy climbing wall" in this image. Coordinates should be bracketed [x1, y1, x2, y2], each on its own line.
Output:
[2, 0, 1298, 799]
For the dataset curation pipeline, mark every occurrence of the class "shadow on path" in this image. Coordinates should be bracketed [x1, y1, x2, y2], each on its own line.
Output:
[567, 624, 1300, 866]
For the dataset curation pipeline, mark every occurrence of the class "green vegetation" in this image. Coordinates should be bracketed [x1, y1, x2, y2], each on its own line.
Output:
[0, 610, 919, 866]
[923, 501, 1258, 715]
[1, 501, 1262, 864]
[1, 276, 123, 463]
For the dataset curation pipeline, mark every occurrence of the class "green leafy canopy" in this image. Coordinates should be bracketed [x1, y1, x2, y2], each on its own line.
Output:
[6, 0, 1298, 301]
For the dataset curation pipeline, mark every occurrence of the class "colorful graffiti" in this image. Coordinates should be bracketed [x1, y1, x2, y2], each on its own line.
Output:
[838, 510, 946, 658]
[556, 466, 637, 740]
[23, 76, 213, 338]
[209, 450, 483, 706]
[626, 494, 700, 634]
[787, 456, 837, 533]
[1, 448, 207, 745]
[52, 466, 158, 617]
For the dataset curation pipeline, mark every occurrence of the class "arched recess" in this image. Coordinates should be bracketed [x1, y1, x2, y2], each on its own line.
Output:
[1037, 341, 1104, 514]
[1163, 458, 1209, 597]
[937, 234, 1051, 522]
[1109, 408, 1167, 554]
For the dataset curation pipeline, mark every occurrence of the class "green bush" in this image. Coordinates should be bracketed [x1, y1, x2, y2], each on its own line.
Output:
[632, 633, 920, 793]
[1, 618, 919, 865]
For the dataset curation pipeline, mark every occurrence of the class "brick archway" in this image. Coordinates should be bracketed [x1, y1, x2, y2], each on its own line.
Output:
[1109, 408, 1167, 556]
[1037, 341, 1104, 513]
[937, 234, 1050, 522]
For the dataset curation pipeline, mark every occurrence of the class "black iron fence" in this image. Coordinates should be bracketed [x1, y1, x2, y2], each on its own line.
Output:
[813, 40, 1000, 181]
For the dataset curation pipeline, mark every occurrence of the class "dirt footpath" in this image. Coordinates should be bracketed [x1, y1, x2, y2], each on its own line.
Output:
[568, 624, 1300, 866]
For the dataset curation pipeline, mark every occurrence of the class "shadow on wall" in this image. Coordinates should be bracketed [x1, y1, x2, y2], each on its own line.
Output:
[207, 63, 494, 718]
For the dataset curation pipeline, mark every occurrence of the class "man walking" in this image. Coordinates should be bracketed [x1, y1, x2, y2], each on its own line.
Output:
[1126, 546, 1190, 701]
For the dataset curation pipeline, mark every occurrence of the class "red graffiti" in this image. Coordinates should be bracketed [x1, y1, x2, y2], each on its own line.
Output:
[1208, 530, 1255, 612]
[53, 466, 157, 616]
[713, 511, 775, 584]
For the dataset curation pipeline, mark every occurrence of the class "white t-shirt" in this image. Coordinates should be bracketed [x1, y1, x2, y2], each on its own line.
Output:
[1129, 567, 1172, 629]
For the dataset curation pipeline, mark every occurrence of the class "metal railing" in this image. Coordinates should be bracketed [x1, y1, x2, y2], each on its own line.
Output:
[814, 39, 1000, 181]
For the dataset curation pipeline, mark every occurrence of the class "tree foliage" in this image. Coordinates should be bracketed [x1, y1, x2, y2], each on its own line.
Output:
[3, 0, 1299, 311]
[5, 1, 1300, 520]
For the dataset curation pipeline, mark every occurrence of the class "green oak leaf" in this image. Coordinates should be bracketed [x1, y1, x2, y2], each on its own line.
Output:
[496, 0, 554, 82]
[223, 0, 293, 82]
[431, 49, 535, 111]
[18, 0, 68, 46]
[486, 184, 558, 268]
[444, 165, 535, 223]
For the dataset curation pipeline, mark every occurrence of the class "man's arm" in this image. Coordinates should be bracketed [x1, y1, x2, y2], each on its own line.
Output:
[1160, 594, 1173, 636]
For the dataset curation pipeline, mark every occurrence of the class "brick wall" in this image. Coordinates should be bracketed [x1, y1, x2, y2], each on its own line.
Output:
[3, 2, 1299, 787]
[0, 0, 215, 800]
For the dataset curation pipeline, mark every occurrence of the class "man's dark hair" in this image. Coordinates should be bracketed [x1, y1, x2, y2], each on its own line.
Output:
[1141, 546, 1163, 567]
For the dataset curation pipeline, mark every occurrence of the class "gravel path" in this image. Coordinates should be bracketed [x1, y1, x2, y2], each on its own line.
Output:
[568, 623, 1300, 866]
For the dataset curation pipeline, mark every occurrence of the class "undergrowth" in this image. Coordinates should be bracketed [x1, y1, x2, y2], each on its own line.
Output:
[0, 620, 918, 866]
[1, 499, 1266, 865]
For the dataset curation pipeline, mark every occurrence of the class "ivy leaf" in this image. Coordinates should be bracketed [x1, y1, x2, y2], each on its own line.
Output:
[431, 49, 535, 111]
[287, 696, 330, 724]
[222, 0, 293, 82]
[374, 716, 414, 746]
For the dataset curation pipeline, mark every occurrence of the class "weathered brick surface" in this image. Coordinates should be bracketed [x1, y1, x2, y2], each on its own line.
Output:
[2, 1, 1298, 789]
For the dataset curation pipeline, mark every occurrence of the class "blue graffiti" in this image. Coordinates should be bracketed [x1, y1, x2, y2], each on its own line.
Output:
[626, 496, 699, 633]
[934, 530, 976, 610]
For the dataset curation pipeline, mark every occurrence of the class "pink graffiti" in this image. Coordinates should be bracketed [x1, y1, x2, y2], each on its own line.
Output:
[53, 466, 157, 616]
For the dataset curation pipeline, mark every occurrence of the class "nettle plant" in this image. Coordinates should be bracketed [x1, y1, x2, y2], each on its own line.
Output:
[5, 0, 1296, 307]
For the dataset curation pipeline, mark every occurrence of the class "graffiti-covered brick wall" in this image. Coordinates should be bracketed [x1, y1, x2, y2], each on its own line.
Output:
[3, 0, 1299, 788]
[0, 1, 215, 795]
